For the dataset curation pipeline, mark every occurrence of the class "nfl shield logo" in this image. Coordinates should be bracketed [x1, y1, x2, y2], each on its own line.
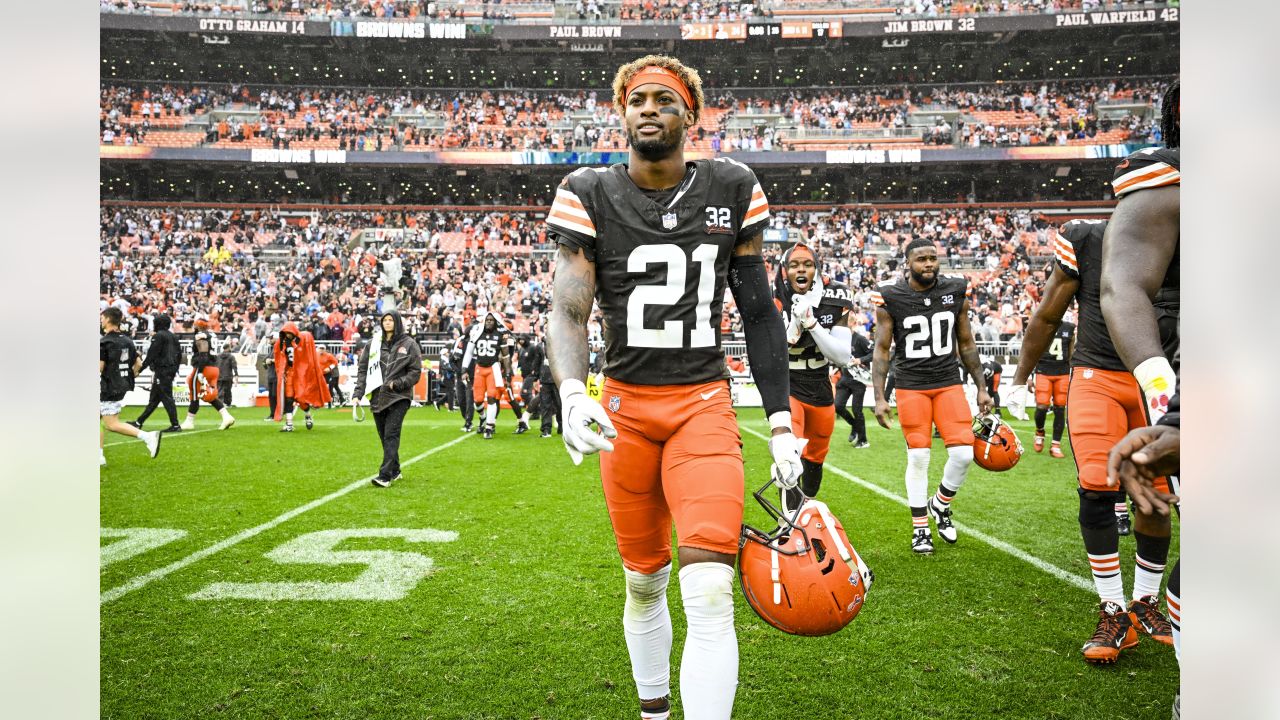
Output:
[608, 395, 621, 412]
[662, 212, 678, 230]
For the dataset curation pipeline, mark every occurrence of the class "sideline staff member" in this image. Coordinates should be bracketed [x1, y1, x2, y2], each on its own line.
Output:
[353, 311, 422, 488]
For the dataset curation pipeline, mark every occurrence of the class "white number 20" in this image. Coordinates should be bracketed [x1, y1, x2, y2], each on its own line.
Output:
[627, 243, 719, 349]
[902, 311, 955, 359]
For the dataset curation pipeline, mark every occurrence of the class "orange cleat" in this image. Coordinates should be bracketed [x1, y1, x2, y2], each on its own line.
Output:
[1034, 431, 1045, 453]
[1082, 601, 1139, 664]
[1128, 596, 1175, 646]
[1050, 442, 1065, 458]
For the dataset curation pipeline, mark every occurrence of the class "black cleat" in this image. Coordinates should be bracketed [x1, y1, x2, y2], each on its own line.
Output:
[515, 422, 529, 435]
[540, 431, 552, 438]
[163, 425, 183, 433]
[461, 422, 472, 433]
[911, 528, 934, 555]
[126, 420, 143, 430]
[1116, 513, 1132, 536]
[483, 425, 494, 440]
[305, 414, 314, 430]
[281, 423, 294, 433]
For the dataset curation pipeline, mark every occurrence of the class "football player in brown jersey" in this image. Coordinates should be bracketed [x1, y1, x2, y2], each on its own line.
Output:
[1101, 79, 1180, 684]
[871, 238, 992, 555]
[545, 55, 801, 720]
[772, 241, 854, 511]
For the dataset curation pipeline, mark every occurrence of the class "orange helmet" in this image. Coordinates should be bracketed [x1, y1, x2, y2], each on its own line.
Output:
[739, 480, 872, 636]
[972, 413, 1023, 471]
[196, 366, 220, 403]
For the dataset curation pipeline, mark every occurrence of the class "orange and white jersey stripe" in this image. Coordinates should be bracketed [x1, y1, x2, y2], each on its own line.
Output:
[742, 182, 770, 229]
[868, 289, 885, 307]
[546, 188, 597, 239]
[1053, 231, 1078, 274]
[1112, 161, 1180, 198]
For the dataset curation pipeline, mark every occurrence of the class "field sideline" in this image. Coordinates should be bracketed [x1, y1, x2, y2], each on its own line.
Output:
[101, 405, 1179, 719]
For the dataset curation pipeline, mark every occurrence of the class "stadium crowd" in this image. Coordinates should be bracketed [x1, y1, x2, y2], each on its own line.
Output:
[100, 203, 1061, 353]
[99, 77, 1169, 152]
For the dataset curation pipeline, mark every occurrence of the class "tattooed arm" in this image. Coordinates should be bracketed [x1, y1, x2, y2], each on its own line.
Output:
[955, 298, 993, 414]
[547, 245, 596, 387]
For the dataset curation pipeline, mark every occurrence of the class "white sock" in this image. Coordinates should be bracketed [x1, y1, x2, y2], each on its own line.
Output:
[485, 402, 498, 425]
[941, 444, 974, 494]
[220, 407, 233, 419]
[624, 565, 672, 702]
[1132, 555, 1166, 601]
[678, 563, 737, 720]
[905, 448, 931, 508]
[286, 412, 294, 424]
[520, 411, 531, 424]
[1087, 553, 1125, 606]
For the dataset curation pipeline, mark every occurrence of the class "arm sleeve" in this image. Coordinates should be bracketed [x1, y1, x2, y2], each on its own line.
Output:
[546, 174, 599, 262]
[729, 254, 790, 417]
[1052, 229, 1080, 279]
[809, 324, 853, 367]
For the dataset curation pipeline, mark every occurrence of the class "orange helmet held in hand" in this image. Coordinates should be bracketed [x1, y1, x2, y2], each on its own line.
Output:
[739, 479, 873, 636]
[972, 413, 1023, 471]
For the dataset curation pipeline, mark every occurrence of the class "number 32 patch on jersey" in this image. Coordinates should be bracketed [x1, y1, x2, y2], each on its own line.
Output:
[704, 206, 733, 235]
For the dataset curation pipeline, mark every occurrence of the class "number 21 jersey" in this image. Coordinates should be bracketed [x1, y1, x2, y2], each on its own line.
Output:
[871, 275, 968, 390]
[547, 158, 770, 385]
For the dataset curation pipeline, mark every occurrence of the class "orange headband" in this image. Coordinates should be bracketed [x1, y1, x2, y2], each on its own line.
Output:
[624, 66, 694, 112]
[788, 244, 815, 264]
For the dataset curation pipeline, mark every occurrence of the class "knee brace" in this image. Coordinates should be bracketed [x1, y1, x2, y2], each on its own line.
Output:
[1078, 490, 1125, 529]
[905, 448, 931, 507]
[624, 565, 673, 701]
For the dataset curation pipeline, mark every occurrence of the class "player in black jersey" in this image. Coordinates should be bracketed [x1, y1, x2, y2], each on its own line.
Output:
[463, 312, 525, 439]
[871, 238, 992, 555]
[772, 241, 853, 509]
[180, 323, 236, 431]
[1009, 317, 1075, 457]
[1009, 218, 1175, 665]
[100, 306, 161, 465]
[1100, 80, 1180, 679]
[544, 56, 802, 720]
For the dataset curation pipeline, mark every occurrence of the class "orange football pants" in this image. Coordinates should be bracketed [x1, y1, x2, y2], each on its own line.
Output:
[789, 396, 834, 463]
[1035, 373, 1070, 406]
[1067, 367, 1168, 493]
[896, 384, 974, 449]
[473, 364, 505, 404]
[599, 377, 744, 574]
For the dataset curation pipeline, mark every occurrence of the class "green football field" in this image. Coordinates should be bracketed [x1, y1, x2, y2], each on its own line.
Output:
[100, 404, 1179, 719]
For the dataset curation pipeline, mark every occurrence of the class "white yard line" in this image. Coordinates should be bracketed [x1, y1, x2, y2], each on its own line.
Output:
[100, 432, 475, 604]
[741, 425, 1094, 593]
[104, 427, 217, 447]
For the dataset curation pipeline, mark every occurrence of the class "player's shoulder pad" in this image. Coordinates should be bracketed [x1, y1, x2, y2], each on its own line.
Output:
[1112, 146, 1180, 198]
[559, 165, 610, 193]
[709, 155, 759, 184]
[940, 274, 969, 292]
[1059, 218, 1106, 244]
[821, 281, 853, 305]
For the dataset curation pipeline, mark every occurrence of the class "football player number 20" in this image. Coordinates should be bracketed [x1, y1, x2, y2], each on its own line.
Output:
[902, 311, 955, 358]
[627, 243, 719, 348]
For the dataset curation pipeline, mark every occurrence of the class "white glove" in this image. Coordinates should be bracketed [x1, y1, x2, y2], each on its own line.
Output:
[1133, 356, 1176, 424]
[768, 428, 806, 490]
[559, 378, 617, 465]
[1005, 383, 1030, 421]
[794, 299, 817, 330]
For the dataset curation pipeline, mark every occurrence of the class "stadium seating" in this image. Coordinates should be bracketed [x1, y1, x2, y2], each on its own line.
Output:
[100, 78, 1165, 152]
